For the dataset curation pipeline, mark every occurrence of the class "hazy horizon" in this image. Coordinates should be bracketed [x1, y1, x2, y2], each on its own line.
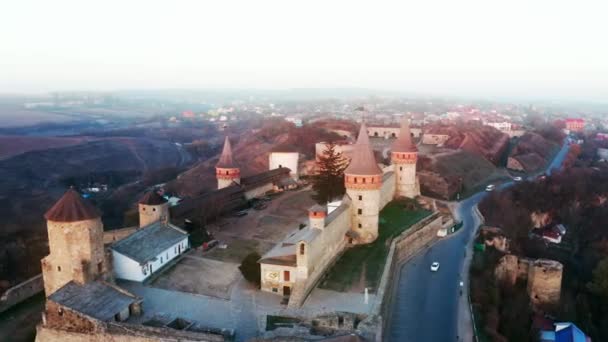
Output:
[2, 0, 607, 100]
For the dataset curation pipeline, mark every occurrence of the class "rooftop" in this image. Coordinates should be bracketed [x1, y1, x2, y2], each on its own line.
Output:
[216, 136, 238, 169]
[344, 123, 382, 176]
[49, 281, 138, 321]
[241, 167, 291, 190]
[138, 190, 168, 205]
[391, 118, 418, 153]
[44, 188, 100, 222]
[111, 222, 188, 264]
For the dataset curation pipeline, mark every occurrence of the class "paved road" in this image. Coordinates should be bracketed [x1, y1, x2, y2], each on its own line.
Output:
[387, 141, 570, 342]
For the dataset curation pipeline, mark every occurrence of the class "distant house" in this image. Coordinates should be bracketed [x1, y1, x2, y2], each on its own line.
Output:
[537, 224, 567, 244]
[565, 118, 585, 133]
[540, 322, 592, 342]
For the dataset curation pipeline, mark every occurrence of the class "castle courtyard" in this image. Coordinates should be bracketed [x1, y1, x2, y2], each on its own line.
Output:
[150, 254, 240, 300]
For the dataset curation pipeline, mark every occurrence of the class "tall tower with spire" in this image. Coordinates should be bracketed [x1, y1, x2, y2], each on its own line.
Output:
[391, 117, 420, 198]
[216, 136, 240, 189]
[344, 122, 383, 244]
[41, 188, 110, 295]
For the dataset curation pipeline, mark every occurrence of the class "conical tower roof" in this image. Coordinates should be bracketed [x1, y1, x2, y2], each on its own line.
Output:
[138, 190, 167, 205]
[216, 136, 238, 168]
[392, 117, 418, 153]
[344, 123, 382, 175]
[44, 188, 101, 222]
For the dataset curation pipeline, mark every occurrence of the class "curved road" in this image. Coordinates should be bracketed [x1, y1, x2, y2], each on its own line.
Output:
[387, 141, 570, 341]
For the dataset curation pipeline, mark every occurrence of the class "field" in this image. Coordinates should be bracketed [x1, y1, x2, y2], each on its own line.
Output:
[0, 135, 94, 160]
[319, 200, 431, 293]
[0, 105, 75, 128]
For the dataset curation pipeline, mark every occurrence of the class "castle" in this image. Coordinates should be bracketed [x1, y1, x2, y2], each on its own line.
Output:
[36, 188, 229, 341]
[34, 118, 420, 340]
[259, 118, 420, 304]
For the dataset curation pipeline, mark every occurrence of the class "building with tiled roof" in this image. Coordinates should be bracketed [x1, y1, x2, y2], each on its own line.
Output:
[216, 136, 241, 189]
[44, 188, 100, 222]
[391, 118, 421, 198]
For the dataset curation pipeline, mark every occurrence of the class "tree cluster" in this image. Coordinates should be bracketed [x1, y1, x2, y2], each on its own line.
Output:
[311, 141, 348, 204]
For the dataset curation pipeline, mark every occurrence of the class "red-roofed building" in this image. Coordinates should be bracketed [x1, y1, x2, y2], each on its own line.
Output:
[565, 118, 585, 132]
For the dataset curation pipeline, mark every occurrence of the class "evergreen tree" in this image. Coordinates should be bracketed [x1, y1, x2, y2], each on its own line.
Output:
[312, 141, 348, 204]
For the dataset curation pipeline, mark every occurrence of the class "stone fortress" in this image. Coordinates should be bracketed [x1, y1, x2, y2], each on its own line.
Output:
[33, 118, 439, 342]
[35, 137, 302, 340]
[259, 119, 421, 306]
[494, 254, 563, 309]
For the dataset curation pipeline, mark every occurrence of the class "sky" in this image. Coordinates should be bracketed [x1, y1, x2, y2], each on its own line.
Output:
[1, 0, 607, 100]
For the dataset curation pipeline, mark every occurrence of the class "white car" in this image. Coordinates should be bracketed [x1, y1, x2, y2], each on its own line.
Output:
[430, 262, 440, 272]
[513, 176, 523, 182]
[485, 184, 495, 192]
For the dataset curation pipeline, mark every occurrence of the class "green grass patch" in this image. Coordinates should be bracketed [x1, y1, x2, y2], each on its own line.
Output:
[319, 199, 431, 293]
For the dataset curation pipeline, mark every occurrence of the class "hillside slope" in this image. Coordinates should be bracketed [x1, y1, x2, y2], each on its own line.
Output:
[0, 137, 188, 287]
[424, 124, 510, 165]
[167, 120, 341, 197]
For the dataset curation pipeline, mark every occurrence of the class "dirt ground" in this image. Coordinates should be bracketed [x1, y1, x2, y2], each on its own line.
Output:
[210, 188, 317, 244]
[150, 254, 240, 300]
[148, 189, 317, 301]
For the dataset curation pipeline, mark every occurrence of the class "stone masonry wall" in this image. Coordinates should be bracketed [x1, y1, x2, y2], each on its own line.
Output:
[527, 259, 562, 308]
[360, 212, 443, 341]
[42, 218, 108, 295]
[103, 227, 138, 245]
[36, 322, 225, 342]
[0, 274, 43, 313]
[495, 255, 562, 308]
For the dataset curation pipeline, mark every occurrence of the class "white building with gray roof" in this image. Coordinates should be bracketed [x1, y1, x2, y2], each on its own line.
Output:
[111, 221, 189, 282]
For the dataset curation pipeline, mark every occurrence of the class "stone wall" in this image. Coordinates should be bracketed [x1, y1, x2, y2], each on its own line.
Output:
[527, 259, 562, 308]
[35, 321, 226, 342]
[103, 227, 138, 245]
[287, 200, 351, 308]
[42, 218, 110, 295]
[379, 173, 396, 208]
[359, 212, 444, 341]
[0, 274, 43, 313]
[244, 183, 274, 200]
[495, 255, 562, 308]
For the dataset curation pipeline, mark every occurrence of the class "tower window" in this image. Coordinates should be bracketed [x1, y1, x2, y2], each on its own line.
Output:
[400, 166, 403, 171]
[363, 178, 366, 184]
[226, 171, 229, 175]
[284, 271, 290, 282]
[358, 195, 362, 201]
[152, 208, 156, 212]
[57, 266, 61, 272]
[358, 208, 362, 215]
[358, 223, 362, 228]
[300, 244, 305, 255]
[354, 177, 358, 184]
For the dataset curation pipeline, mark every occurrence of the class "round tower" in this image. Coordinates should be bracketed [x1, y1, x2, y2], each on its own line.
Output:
[216, 136, 240, 189]
[138, 190, 169, 227]
[391, 117, 420, 198]
[345, 122, 383, 244]
[41, 188, 108, 295]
